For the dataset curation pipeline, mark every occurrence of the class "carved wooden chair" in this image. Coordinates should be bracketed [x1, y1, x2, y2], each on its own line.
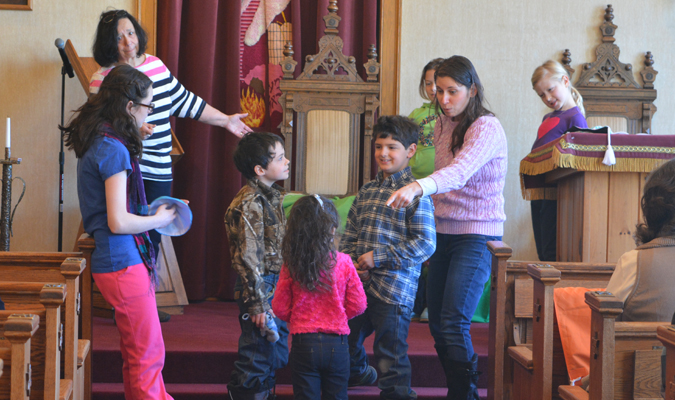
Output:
[561, 5, 657, 135]
[278, 0, 380, 196]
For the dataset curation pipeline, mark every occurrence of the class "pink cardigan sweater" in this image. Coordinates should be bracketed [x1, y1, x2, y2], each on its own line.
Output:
[427, 115, 507, 236]
[272, 252, 367, 335]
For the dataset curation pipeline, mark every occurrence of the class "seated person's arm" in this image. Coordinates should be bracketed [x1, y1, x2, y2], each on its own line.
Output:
[605, 249, 639, 303]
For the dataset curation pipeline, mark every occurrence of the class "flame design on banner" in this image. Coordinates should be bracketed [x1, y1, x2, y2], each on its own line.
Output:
[240, 87, 266, 127]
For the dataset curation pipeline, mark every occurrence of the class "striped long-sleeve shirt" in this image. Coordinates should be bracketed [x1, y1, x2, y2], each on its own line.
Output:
[339, 167, 436, 308]
[89, 54, 206, 181]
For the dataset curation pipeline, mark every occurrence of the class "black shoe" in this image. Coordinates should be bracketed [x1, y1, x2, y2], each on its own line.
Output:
[348, 365, 377, 387]
[158, 309, 171, 323]
[441, 353, 481, 400]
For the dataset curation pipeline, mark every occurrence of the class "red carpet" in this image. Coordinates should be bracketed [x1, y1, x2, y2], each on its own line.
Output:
[92, 301, 488, 399]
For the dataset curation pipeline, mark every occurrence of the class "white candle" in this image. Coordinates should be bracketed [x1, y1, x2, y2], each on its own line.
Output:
[5, 117, 9, 149]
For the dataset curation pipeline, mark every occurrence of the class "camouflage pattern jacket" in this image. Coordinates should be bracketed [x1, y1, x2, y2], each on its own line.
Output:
[224, 179, 286, 315]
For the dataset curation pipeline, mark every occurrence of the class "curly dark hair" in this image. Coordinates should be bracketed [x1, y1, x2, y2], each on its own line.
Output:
[635, 158, 675, 245]
[281, 195, 340, 292]
[62, 64, 152, 158]
[435, 56, 493, 155]
[93, 9, 148, 67]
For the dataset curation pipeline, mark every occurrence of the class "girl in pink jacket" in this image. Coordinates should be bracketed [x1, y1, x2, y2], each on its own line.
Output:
[272, 195, 367, 400]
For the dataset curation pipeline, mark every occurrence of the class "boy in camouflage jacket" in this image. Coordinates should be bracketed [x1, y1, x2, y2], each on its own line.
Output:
[225, 132, 290, 400]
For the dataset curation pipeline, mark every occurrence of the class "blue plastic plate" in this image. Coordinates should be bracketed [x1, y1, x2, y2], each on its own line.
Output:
[148, 196, 193, 236]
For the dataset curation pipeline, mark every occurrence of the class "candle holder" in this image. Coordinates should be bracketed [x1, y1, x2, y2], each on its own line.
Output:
[1, 147, 21, 251]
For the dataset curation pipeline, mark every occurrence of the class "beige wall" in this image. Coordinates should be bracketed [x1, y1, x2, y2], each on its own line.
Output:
[399, 0, 675, 261]
[0, 0, 134, 251]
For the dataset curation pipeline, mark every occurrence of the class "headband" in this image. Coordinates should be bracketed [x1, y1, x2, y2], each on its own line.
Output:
[313, 194, 324, 208]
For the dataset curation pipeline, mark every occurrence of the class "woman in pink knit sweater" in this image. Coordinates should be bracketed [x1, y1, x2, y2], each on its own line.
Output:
[272, 195, 367, 400]
[388, 56, 507, 399]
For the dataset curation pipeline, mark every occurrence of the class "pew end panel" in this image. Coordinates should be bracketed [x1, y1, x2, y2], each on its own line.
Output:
[557, 292, 666, 400]
[488, 241, 615, 400]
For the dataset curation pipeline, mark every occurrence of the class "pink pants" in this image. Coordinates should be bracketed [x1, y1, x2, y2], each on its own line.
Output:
[93, 264, 173, 400]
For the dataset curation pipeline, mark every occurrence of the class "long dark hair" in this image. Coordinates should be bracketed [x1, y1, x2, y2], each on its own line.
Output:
[435, 56, 493, 154]
[62, 64, 152, 158]
[93, 9, 148, 67]
[635, 158, 675, 244]
[281, 195, 340, 292]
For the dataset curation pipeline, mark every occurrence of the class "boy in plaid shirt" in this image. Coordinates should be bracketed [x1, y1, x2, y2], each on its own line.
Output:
[340, 115, 436, 399]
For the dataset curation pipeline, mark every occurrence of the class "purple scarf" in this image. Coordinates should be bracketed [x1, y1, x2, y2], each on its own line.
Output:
[101, 124, 157, 283]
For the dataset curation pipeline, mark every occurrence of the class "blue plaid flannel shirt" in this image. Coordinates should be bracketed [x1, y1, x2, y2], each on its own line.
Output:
[340, 167, 436, 308]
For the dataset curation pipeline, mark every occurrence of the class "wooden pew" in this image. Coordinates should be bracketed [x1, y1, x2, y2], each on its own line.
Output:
[0, 255, 88, 400]
[657, 324, 675, 399]
[508, 263, 561, 400]
[0, 282, 71, 400]
[0, 314, 40, 400]
[487, 241, 615, 400]
[558, 291, 666, 400]
[74, 238, 94, 400]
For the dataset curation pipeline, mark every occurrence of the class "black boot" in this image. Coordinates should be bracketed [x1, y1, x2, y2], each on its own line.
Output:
[440, 353, 481, 400]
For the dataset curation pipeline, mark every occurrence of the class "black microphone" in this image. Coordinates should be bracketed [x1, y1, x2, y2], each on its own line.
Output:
[54, 38, 74, 78]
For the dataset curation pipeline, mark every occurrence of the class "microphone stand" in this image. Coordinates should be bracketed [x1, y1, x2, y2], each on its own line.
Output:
[58, 65, 66, 252]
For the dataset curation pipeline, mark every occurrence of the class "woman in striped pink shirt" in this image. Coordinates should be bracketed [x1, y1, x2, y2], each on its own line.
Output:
[387, 56, 507, 400]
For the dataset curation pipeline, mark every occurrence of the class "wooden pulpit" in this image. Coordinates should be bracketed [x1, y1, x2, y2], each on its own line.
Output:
[531, 133, 675, 263]
[520, 5, 670, 264]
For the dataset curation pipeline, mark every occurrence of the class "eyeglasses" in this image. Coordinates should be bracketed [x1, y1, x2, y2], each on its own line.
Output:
[102, 10, 128, 24]
[134, 102, 155, 114]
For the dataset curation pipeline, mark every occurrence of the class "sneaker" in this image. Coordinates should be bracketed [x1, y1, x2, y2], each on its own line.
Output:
[420, 308, 429, 323]
[158, 309, 171, 323]
[348, 365, 377, 387]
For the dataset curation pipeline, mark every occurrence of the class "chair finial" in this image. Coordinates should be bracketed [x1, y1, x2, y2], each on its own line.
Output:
[604, 4, 614, 22]
[561, 49, 575, 76]
[600, 5, 617, 43]
[323, 0, 341, 35]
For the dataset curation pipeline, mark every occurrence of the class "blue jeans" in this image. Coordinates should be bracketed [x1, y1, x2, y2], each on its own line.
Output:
[228, 274, 289, 398]
[291, 333, 349, 400]
[348, 293, 416, 400]
[427, 233, 500, 362]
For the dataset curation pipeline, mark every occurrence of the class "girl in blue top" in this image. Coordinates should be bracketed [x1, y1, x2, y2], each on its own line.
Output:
[530, 60, 588, 261]
[63, 65, 176, 399]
